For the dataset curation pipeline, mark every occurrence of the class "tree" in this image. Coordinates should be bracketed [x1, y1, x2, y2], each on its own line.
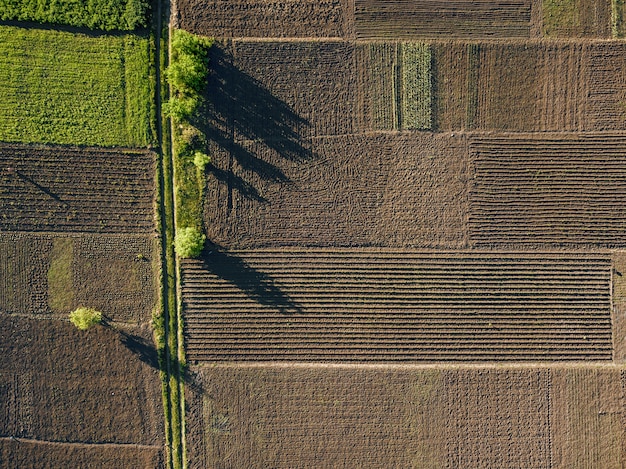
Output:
[174, 226, 206, 258]
[69, 307, 103, 330]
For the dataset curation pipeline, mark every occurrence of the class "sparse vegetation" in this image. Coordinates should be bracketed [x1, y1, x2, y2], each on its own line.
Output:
[0, 0, 149, 30]
[174, 227, 206, 258]
[48, 238, 74, 313]
[0, 26, 154, 147]
[542, 0, 580, 36]
[400, 42, 432, 130]
[69, 307, 103, 330]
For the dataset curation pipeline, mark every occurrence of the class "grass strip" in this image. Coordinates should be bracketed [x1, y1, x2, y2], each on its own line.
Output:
[0, 26, 153, 147]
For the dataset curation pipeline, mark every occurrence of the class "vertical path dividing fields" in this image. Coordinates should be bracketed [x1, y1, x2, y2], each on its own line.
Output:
[155, 0, 186, 467]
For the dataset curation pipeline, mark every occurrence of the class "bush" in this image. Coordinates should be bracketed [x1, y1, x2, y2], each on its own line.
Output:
[174, 227, 206, 258]
[193, 151, 211, 171]
[69, 307, 103, 330]
[163, 96, 198, 121]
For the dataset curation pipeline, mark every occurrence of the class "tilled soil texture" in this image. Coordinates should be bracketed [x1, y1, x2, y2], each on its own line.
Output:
[470, 133, 626, 247]
[0, 144, 156, 233]
[0, 315, 163, 447]
[204, 133, 469, 249]
[185, 364, 625, 469]
[355, 0, 534, 39]
[0, 438, 164, 469]
[0, 233, 158, 322]
[176, 0, 352, 38]
[434, 41, 626, 132]
[181, 250, 612, 362]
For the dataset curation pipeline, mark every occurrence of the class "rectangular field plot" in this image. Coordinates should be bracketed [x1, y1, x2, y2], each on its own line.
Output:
[434, 41, 626, 132]
[470, 134, 626, 246]
[0, 144, 155, 233]
[355, 0, 533, 39]
[181, 250, 612, 362]
[186, 365, 625, 468]
[0, 315, 163, 445]
[203, 41, 358, 141]
[204, 133, 469, 249]
[0, 439, 163, 469]
[177, 0, 349, 38]
[0, 26, 153, 147]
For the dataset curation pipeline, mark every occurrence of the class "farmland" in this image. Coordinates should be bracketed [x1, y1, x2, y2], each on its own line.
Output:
[0, 26, 154, 147]
[174, 0, 626, 466]
[0, 144, 156, 233]
[185, 364, 625, 469]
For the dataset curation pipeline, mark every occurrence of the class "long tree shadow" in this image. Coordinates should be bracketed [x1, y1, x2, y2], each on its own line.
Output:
[116, 328, 159, 370]
[195, 45, 315, 202]
[201, 243, 301, 314]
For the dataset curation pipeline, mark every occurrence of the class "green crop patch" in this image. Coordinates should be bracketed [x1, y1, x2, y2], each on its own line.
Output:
[0, 0, 149, 31]
[400, 42, 432, 130]
[0, 26, 154, 147]
[368, 42, 399, 131]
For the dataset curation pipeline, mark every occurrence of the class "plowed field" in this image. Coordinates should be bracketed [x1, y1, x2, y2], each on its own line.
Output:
[470, 134, 626, 246]
[176, 0, 351, 38]
[182, 250, 612, 362]
[185, 364, 625, 469]
[0, 144, 155, 233]
[355, 0, 533, 39]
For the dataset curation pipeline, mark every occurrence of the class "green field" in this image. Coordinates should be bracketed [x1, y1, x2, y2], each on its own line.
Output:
[0, 26, 154, 147]
[0, 0, 149, 31]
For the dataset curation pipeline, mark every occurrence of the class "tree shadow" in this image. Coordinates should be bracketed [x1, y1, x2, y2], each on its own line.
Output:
[115, 328, 160, 370]
[13, 170, 67, 206]
[201, 242, 301, 315]
[195, 44, 315, 202]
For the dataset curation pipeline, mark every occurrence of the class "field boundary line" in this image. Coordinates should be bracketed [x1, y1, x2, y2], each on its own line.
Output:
[191, 362, 626, 370]
[0, 437, 162, 450]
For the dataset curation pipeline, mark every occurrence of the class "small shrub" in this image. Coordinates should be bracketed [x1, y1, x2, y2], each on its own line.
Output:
[193, 151, 211, 171]
[69, 307, 103, 330]
[174, 227, 206, 258]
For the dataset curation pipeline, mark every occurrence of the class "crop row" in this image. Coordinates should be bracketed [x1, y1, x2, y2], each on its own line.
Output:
[181, 250, 612, 362]
[0, 144, 155, 233]
[355, 0, 532, 39]
[470, 135, 626, 245]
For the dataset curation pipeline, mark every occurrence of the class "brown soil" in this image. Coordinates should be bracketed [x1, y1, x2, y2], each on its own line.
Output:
[0, 143, 156, 233]
[185, 364, 625, 469]
[0, 438, 164, 469]
[354, 0, 534, 39]
[204, 133, 469, 249]
[434, 41, 626, 132]
[0, 314, 163, 445]
[470, 133, 626, 247]
[181, 250, 612, 362]
[176, 0, 353, 39]
[0, 233, 158, 323]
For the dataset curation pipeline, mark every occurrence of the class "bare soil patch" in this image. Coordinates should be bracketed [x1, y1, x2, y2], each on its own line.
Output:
[354, 0, 534, 39]
[176, 0, 352, 39]
[181, 250, 611, 362]
[0, 143, 156, 233]
[204, 133, 469, 249]
[185, 364, 624, 468]
[0, 438, 164, 469]
[470, 133, 626, 247]
[0, 314, 163, 445]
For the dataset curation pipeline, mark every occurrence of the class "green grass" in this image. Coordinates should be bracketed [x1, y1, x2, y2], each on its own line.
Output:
[0, 26, 154, 147]
[0, 0, 149, 31]
[400, 42, 432, 130]
[48, 237, 74, 313]
[543, 0, 580, 36]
